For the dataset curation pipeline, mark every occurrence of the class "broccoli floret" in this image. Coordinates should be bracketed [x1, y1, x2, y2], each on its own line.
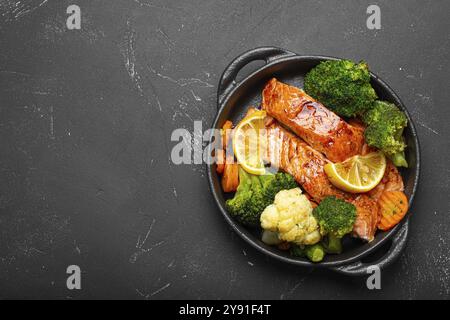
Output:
[290, 243, 326, 263]
[259, 172, 297, 200]
[312, 196, 357, 254]
[304, 60, 377, 117]
[290, 244, 305, 258]
[305, 243, 326, 263]
[363, 101, 408, 167]
[225, 168, 298, 226]
[225, 168, 253, 224]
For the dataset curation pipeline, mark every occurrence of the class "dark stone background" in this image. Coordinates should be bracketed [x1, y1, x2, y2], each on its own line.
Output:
[0, 0, 449, 299]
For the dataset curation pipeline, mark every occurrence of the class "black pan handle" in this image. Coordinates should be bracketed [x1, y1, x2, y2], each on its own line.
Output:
[217, 47, 296, 106]
[332, 220, 409, 276]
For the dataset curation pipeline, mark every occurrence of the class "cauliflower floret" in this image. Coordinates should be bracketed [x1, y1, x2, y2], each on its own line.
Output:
[260, 188, 321, 245]
[260, 204, 279, 232]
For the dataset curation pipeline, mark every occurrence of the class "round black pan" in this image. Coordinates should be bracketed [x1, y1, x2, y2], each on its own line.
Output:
[207, 47, 420, 276]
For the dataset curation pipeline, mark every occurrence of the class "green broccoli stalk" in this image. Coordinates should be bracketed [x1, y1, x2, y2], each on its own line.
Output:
[305, 244, 326, 263]
[363, 101, 408, 167]
[323, 234, 342, 254]
[290, 243, 326, 263]
[312, 196, 357, 254]
[304, 60, 378, 117]
[226, 168, 297, 226]
[389, 151, 408, 168]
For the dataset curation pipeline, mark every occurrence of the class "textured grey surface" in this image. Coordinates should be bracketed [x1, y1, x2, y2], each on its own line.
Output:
[0, 0, 449, 299]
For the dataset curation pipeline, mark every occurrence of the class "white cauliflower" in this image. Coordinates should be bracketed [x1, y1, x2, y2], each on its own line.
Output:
[260, 188, 321, 245]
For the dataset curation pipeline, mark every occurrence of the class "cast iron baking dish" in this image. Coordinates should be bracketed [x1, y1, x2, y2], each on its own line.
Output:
[207, 47, 420, 276]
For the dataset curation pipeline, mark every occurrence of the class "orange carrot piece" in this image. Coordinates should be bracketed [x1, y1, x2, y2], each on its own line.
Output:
[217, 121, 233, 175]
[216, 149, 225, 175]
[222, 120, 233, 131]
[377, 191, 409, 231]
[222, 157, 239, 193]
[222, 120, 233, 151]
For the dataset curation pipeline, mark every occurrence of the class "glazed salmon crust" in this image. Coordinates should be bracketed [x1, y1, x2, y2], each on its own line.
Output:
[262, 78, 365, 162]
[264, 121, 379, 241]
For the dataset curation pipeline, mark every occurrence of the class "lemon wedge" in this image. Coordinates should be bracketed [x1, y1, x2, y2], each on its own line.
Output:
[233, 110, 267, 175]
[324, 152, 386, 193]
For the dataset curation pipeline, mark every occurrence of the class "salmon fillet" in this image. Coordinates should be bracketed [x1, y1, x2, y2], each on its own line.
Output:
[262, 78, 365, 162]
[265, 121, 346, 201]
[368, 162, 405, 200]
[265, 120, 379, 241]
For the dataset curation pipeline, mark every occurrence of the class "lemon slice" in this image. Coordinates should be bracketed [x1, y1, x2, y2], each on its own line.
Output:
[233, 110, 267, 175]
[324, 152, 386, 193]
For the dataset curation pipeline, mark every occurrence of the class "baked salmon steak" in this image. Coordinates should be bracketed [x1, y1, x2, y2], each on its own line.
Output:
[368, 161, 405, 200]
[262, 78, 365, 162]
[264, 118, 379, 241]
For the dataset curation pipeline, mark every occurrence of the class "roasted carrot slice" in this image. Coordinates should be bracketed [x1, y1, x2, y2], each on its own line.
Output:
[377, 191, 409, 231]
[221, 157, 239, 193]
[216, 121, 233, 175]
[222, 120, 233, 151]
[216, 149, 225, 175]
[222, 120, 233, 130]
